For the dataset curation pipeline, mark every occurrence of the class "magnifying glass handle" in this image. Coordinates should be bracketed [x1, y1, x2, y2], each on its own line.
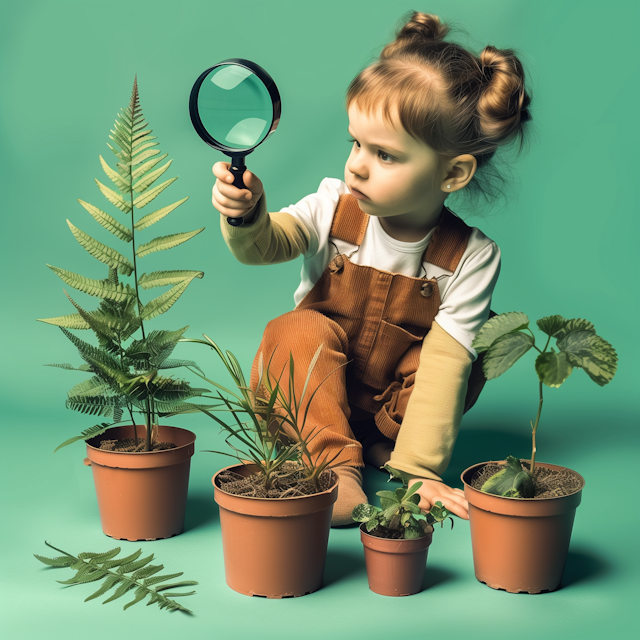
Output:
[229, 155, 247, 190]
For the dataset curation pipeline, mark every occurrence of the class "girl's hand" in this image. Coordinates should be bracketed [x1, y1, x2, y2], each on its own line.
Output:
[408, 477, 469, 520]
[212, 161, 264, 221]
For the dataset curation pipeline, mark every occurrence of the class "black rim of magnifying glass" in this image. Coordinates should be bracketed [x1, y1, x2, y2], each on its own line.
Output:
[189, 58, 282, 156]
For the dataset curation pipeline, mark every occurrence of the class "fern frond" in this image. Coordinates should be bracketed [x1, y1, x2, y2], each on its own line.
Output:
[54, 422, 113, 451]
[132, 159, 173, 194]
[157, 359, 204, 374]
[66, 395, 121, 416]
[77, 200, 132, 242]
[137, 270, 203, 290]
[131, 153, 168, 181]
[124, 327, 188, 367]
[134, 197, 189, 231]
[38, 314, 90, 329]
[133, 177, 178, 209]
[44, 363, 92, 371]
[140, 277, 195, 321]
[62, 291, 120, 352]
[136, 228, 204, 258]
[131, 141, 159, 160]
[47, 265, 135, 302]
[67, 376, 114, 399]
[128, 147, 160, 168]
[99, 155, 130, 194]
[67, 221, 134, 276]
[95, 179, 132, 213]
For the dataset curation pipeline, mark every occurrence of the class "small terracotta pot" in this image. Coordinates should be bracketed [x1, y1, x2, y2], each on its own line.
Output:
[213, 463, 338, 598]
[360, 524, 433, 596]
[461, 460, 585, 594]
[85, 425, 196, 541]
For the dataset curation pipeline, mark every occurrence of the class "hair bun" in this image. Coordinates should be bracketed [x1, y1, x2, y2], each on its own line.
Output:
[397, 12, 449, 43]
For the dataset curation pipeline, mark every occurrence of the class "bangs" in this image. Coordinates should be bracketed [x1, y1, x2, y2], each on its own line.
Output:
[346, 61, 453, 155]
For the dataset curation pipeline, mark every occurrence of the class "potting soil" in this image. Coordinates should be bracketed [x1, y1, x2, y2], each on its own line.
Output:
[98, 438, 176, 452]
[470, 460, 584, 498]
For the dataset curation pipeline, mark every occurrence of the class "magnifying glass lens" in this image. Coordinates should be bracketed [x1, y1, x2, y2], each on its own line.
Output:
[197, 64, 273, 150]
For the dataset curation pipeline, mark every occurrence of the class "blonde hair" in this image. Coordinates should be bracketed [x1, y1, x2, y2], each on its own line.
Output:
[346, 11, 533, 207]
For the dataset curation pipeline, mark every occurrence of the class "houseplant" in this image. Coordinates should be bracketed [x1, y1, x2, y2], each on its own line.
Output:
[175, 337, 348, 598]
[352, 465, 452, 596]
[461, 312, 617, 593]
[38, 77, 209, 541]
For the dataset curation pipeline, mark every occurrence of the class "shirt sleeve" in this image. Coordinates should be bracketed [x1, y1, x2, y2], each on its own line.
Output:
[434, 241, 501, 359]
[220, 194, 312, 265]
[387, 320, 473, 481]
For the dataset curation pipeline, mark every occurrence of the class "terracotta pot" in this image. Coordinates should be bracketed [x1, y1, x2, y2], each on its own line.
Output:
[213, 463, 338, 598]
[360, 524, 433, 596]
[85, 425, 196, 541]
[461, 460, 585, 594]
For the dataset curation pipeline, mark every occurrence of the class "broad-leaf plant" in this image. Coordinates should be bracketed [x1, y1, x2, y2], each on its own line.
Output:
[39, 78, 209, 452]
[352, 464, 453, 539]
[471, 312, 618, 497]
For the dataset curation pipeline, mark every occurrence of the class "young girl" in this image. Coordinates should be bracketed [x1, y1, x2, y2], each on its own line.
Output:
[211, 12, 532, 526]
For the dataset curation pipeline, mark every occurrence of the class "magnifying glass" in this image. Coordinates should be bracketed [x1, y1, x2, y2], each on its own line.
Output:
[189, 58, 281, 226]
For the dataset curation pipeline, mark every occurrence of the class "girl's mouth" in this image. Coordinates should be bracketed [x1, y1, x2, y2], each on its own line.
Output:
[350, 186, 369, 201]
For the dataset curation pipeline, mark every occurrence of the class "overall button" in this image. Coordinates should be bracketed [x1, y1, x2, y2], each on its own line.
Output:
[421, 282, 434, 297]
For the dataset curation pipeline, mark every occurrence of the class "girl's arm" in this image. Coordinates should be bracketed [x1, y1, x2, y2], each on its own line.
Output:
[388, 320, 473, 519]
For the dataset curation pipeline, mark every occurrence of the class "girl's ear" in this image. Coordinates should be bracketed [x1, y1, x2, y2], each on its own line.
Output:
[442, 155, 477, 192]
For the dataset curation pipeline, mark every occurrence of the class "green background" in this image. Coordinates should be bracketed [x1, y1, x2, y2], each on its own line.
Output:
[1, 0, 638, 638]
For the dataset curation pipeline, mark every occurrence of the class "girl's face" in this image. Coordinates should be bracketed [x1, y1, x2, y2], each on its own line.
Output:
[344, 103, 447, 239]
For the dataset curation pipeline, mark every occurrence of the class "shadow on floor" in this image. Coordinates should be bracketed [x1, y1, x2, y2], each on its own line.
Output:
[562, 547, 612, 588]
[423, 565, 457, 590]
[184, 492, 218, 532]
[324, 548, 365, 587]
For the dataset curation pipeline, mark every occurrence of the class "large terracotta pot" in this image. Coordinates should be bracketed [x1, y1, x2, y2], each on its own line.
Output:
[461, 460, 584, 594]
[85, 425, 196, 541]
[360, 524, 433, 596]
[213, 463, 338, 598]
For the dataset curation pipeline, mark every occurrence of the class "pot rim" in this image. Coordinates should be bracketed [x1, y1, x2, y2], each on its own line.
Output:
[86, 424, 196, 456]
[212, 462, 339, 502]
[461, 459, 585, 501]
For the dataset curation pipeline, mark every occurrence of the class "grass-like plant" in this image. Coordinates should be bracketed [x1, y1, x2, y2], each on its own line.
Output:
[175, 336, 351, 495]
[39, 78, 209, 452]
[352, 465, 452, 539]
[471, 312, 618, 497]
[35, 541, 197, 613]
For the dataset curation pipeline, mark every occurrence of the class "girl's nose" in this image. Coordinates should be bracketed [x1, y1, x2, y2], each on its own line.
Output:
[347, 149, 368, 180]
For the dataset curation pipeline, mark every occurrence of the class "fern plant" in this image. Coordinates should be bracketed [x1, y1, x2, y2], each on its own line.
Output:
[471, 312, 618, 497]
[38, 78, 210, 452]
[352, 465, 453, 539]
[35, 541, 197, 613]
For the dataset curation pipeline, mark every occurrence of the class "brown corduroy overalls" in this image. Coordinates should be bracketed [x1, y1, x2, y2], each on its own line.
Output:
[249, 194, 487, 468]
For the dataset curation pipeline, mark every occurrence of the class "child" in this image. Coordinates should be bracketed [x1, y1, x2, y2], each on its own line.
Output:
[211, 12, 532, 525]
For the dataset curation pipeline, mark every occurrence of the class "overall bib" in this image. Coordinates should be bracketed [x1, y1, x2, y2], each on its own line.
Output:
[250, 194, 488, 468]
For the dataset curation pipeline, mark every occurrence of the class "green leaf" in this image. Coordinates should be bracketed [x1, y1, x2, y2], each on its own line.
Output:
[472, 312, 530, 353]
[133, 177, 178, 209]
[382, 464, 413, 488]
[44, 363, 92, 371]
[67, 376, 115, 399]
[482, 331, 534, 380]
[65, 395, 122, 417]
[85, 575, 122, 602]
[557, 331, 618, 386]
[67, 221, 134, 276]
[77, 200, 132, 242]
[351, 503, 380, 522]
[55, 423, 112, 452]
[47, 265, 135, 302]
[140, 277, 197, 321]
[37, 313, 91, 329]
[535, 350, 573, 388]
[536, 315, 567, 337]
[131, 153, 168, 181]
[128, 147, 160, 168]
[95, 179, 132, 213]
[99, 155, 130, 193]
[134, 197, 189, 231]
[138, 269, 203, 290]
[480, 456, 534, 498]
[553, 318, 595, 341]
[404, 526, 423, 539]
[136, 228, 204, 258]
[34, 554, 76, 567]
[133, 159, 173, 194]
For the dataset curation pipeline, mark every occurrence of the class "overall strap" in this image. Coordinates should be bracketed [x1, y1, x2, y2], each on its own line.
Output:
[425, 207, 472, 272]
[330, 194, 369, 245]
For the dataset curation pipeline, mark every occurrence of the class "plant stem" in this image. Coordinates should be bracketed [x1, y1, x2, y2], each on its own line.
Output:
[145, 398, 152, 452]
[530, 380, 543, 474]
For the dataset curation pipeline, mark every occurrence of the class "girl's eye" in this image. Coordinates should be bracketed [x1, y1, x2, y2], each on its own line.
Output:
[378, 150, 394, 163]
[347, 137, 360, 148]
